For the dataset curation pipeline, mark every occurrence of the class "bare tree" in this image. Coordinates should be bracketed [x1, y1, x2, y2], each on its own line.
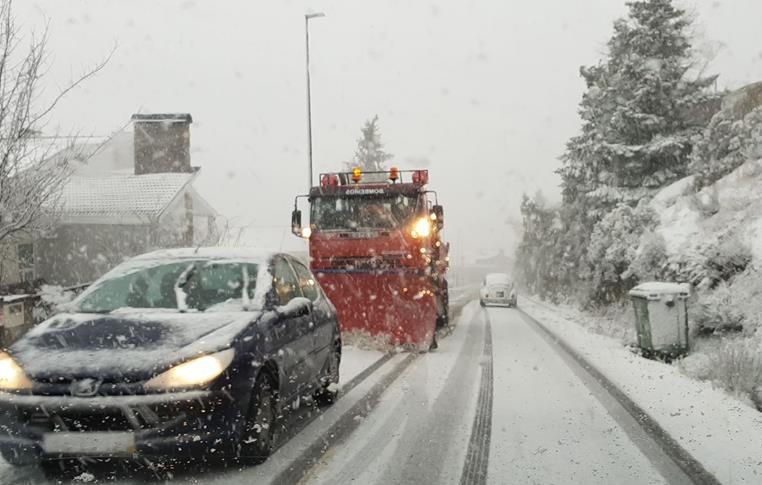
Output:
[0, 0, 110, 246]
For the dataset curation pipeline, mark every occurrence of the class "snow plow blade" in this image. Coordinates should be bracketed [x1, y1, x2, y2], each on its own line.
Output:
[316, 271, 438, 351]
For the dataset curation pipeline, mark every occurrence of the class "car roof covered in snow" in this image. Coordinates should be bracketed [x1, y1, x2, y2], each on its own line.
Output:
[131, 247, 280, 263]
[485, 273, 512, 285]
[629, 282, 690, 298]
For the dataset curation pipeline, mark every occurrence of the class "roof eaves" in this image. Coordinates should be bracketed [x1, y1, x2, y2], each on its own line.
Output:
[155, 171, 200, 222]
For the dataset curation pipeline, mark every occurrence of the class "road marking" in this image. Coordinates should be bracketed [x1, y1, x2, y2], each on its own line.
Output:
[275, 353, 418, 485]
[518, 307, 721, 485]
[459, 309, 494, 485]
[270, 352, 395, 453]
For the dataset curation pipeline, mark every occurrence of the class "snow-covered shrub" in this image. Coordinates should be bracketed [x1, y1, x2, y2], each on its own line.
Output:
[726, 266, 762, 335]
[626, 231, 668, 281]
[703, 235, 752, 287]
[660, 252, 708, 287]
[681, 336, 762, 409]
[37, 284, 78, 318]
[692, 282, 745, 334]
[586, 203, 657, 304]
[690, 104, 762, 190]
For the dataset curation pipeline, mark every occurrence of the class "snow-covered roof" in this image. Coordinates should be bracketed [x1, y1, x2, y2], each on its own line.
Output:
[59, 173, 196, 222]
[629, 282, 690, 299]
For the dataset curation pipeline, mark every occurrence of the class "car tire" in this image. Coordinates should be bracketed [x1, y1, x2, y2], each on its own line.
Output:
[314, 341, 341, 407]
[238, 374, 277, 465]
[479, 300, 486, 308]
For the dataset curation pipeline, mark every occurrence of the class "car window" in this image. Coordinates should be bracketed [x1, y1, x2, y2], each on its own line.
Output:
[273, 257, 302, 306]
[291, 260, 319, 301]
[77, 260, 259, 312]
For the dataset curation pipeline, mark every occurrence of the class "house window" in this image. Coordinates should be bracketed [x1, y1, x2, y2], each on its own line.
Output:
[17, 243, 34, 282]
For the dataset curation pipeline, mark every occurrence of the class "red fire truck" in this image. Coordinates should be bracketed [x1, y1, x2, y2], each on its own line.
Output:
[291, 168, 449, 350]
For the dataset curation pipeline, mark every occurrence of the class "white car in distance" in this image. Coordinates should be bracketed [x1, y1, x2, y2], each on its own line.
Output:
[479, 273, 517, 308]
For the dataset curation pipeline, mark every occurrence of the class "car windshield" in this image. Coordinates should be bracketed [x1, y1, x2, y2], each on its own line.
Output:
[311, 195, 418, 231]
[76, 260, 258, 313]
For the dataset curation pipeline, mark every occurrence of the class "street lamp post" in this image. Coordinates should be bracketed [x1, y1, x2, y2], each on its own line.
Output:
[305, 12, 325, 189]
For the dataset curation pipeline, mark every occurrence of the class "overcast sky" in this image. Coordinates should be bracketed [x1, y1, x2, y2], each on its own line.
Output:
[16, 0, 762, 261]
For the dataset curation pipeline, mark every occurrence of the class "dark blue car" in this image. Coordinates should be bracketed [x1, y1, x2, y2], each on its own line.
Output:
[0, 248, 342, 468]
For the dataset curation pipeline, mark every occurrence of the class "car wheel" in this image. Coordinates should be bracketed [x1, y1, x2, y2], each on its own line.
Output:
[479, 300, 486, 308]
[238, 375, 277, 465]
[314, 342, 341, 407]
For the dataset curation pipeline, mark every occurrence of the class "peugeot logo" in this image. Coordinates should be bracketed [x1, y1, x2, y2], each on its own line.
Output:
[70, 378, 101, 397]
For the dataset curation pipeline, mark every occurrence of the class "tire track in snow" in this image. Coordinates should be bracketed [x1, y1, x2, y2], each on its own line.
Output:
[305, 304, 484, 485]
[275, 353, 417, 485]
[459, 309, 493, 485]
[518, 307, 720, 485]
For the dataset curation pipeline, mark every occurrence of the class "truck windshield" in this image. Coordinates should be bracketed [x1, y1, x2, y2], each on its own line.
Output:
[311, 195, 418, 231]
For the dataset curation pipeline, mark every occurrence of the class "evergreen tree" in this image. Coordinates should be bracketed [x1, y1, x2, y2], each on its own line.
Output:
[559, 0, 719, 216]
[541, 0, 721, 305]
[351, 115, 393, 172]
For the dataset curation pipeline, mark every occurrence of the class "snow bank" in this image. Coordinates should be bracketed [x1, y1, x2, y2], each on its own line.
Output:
[522, 298, 762, 484]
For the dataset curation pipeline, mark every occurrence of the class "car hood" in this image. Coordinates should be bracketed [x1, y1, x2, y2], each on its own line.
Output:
[9, 311, 259, 382]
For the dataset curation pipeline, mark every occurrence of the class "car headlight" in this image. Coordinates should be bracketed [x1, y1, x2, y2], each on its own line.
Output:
[411, 217, 432, 238]
[0, 352, 32, 391]
[144, 349, 235, 391]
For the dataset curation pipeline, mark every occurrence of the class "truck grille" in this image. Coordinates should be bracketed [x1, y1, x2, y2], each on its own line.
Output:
[329, 256, 405, 270]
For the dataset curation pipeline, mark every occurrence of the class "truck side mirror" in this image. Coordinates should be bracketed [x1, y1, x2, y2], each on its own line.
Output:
[291, 209, 302, 236]
[432, 205, 444, 228]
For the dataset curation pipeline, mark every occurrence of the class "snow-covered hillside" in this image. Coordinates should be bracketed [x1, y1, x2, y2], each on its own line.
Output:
[652, 158, 762, 263]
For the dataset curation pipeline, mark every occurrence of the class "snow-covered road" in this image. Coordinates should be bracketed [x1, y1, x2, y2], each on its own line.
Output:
[1, 303, 714, 484]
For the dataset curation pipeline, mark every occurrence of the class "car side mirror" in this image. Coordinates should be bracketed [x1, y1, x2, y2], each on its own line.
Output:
[291, 209, 303, 236]
[277, 297, 312, 318]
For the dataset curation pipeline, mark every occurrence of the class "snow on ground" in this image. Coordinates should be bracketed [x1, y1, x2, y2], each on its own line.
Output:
[339, 345, 385, 387]
[488, 307, 669, 485]
[521, 298, 762, 484]
[305, 302, 483, 485]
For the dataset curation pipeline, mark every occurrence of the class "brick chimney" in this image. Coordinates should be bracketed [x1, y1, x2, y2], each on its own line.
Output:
[131, 113, 193, 175]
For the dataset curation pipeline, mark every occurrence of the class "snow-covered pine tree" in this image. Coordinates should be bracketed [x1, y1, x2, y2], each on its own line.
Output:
[351, 115, 393, 172]
[559, 0, 720, 217]
[550, 0, 721, 305]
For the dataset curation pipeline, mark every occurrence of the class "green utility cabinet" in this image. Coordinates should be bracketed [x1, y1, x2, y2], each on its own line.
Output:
[628, 282, 691, 358]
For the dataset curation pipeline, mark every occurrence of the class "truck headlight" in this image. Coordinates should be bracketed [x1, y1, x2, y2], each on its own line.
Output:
[0, 352, 32, 391]
[144, 349, 235, 391]
[411, 217, 431, 238]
